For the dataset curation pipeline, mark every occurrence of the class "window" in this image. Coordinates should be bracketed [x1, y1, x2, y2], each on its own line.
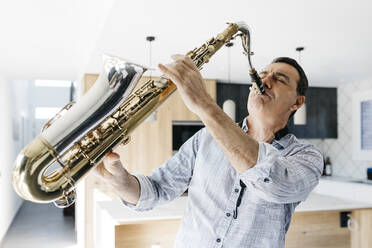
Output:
[361, 100, 372, 150]
[352, 90, 372, 160]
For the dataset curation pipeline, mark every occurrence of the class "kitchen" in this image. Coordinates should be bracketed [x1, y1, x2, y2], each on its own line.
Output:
[91, 77, 372, 248]
[1, 0, 372, 248]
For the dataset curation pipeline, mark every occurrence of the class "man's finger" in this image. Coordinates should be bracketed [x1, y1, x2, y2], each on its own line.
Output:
[103, 153, 122, 175]
[170, 54, 185, 61]
[158, 63, 181, 84]
[170, 54, 197, 71]
[92, 162, 104, 177]
[93, 162, 113, 180]
[158, 63, 170, 73]
[106, 152, 120, 160]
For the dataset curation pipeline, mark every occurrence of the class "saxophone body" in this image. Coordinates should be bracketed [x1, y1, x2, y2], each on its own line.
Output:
[12, 22, 258, 207]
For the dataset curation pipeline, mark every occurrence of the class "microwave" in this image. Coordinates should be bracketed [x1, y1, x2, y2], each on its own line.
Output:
[172, 120, 204, 153]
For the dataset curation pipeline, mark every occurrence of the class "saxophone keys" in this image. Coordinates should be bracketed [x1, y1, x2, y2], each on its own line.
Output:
[216, 33, 225, 41]
[100, 117, 119, 131]
[203, 55, 210, 63]
[61, 144, 81, 163]
[53, 189, 76, 208]
[186, 49, 196, 57]
[207, 45, 215, 53]
[154, 77, 168, 88]
[121, 136, 131, 146]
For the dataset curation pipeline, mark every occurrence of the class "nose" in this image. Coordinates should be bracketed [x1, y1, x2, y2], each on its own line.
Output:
[261, 73, 273, 90]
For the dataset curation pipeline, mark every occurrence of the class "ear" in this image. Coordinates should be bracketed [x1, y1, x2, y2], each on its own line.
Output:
[289, 95, 305, 112]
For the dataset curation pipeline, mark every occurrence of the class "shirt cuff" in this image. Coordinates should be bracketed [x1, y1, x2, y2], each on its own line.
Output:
[121, 173, 156, 211]
[240, 142, 280, 183]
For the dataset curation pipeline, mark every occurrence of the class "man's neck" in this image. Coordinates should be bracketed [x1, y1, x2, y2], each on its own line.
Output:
[246, 115, 285, 143]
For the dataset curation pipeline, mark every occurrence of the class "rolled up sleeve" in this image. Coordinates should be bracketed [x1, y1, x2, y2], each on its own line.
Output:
[122, 128, 204, 211]
[240, 141, 324, 204]
[121, 173, 159, 211]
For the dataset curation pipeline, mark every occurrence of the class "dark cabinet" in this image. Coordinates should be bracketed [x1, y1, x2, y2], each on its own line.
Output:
[287, 87, 337, 138]
[217, 82, 337, 139]
[216, 82, 250, 122]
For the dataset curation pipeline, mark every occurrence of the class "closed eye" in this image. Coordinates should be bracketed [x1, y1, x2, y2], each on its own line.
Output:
[259, 71, 289, 84]
[275, 72, 290, 84]
[272, 75, 286, 84]
[277, 78, 286, 84]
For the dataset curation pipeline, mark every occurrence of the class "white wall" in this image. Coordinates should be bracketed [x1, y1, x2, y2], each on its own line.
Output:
[12, 80, 33, 151]
[302, 80, 372, 179]
[322, 79, 372, 178]
[0, 79, 75, 244]
[0, 76, 23, 243]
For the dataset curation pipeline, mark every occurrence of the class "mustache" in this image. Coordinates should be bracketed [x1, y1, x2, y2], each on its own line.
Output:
[250, 87, 273, 99]
[263, 90, 273, 99]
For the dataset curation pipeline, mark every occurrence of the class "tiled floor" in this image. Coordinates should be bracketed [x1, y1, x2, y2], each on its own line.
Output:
[1, 201, 77, 248]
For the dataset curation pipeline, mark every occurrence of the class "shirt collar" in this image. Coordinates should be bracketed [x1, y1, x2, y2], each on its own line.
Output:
[241, 117, 289, 149]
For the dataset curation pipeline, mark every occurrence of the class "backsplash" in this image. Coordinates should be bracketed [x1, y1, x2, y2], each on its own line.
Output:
[302, 79, 372, 179]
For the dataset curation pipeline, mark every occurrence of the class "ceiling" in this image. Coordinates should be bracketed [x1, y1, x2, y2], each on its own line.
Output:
[1, 0, 371, 87]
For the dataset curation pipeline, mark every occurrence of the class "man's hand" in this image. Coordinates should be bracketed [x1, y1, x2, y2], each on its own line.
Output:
[94, 152, 128, 188]
[94, 152, 140, 205]
[159, 55, 260, 173]
[158, 54, 215, 116]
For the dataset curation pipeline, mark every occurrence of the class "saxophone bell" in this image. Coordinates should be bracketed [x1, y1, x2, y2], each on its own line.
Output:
[12, 55, 147, 207]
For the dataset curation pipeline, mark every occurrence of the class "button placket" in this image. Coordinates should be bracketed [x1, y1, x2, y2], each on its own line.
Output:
[216, 182, 241, 245]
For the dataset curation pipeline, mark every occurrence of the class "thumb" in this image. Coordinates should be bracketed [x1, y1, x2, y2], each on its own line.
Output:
[103, 152, 122, 175]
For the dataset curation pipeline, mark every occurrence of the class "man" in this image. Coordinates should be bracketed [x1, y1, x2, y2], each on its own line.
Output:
[95, 55, 323, 248]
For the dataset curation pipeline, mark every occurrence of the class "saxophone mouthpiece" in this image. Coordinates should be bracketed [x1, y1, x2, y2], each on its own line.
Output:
[249, 69, 265, 95]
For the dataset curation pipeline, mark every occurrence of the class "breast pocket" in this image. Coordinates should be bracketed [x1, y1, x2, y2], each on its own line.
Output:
[243, 191, 285, 221]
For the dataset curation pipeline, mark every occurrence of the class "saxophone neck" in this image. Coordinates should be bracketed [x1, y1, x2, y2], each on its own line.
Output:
[186, 23, 240, 70]
[236, 21, 251, 36]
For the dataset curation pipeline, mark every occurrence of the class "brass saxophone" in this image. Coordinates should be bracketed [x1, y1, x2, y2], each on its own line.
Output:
[12, 22, 263, 208]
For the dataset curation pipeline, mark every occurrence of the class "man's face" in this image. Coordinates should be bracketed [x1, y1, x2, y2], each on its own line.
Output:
[247, 62, 303, 124]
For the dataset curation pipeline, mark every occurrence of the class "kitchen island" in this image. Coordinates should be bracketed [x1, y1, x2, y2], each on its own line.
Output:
[95, 177, 372, 248]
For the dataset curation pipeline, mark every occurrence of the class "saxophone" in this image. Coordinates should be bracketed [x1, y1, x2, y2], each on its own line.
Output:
[12, 22, 264, 208]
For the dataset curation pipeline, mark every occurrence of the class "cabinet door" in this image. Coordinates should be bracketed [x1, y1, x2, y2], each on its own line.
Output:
[316, 88, 338, 138]
[115, 219, 182, 248]
[216, 82, 250, 122]
[288, 87, 338, 138]
[286, 210, 350, 248]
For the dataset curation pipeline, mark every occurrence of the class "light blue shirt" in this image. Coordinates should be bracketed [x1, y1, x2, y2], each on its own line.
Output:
[123, 118, 324, 248]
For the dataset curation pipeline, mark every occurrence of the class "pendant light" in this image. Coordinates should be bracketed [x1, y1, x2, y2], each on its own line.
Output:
[222, 42, 236, 122]
[145, 36, 157, 122]
[293, 46, 306, 125]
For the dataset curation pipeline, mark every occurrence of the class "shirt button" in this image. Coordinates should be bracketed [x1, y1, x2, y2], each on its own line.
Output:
[264, 177, 270, 183]
[226, 213, 231, 217]
[216, 238, 221, 243]
[234, 188, 239, 193]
